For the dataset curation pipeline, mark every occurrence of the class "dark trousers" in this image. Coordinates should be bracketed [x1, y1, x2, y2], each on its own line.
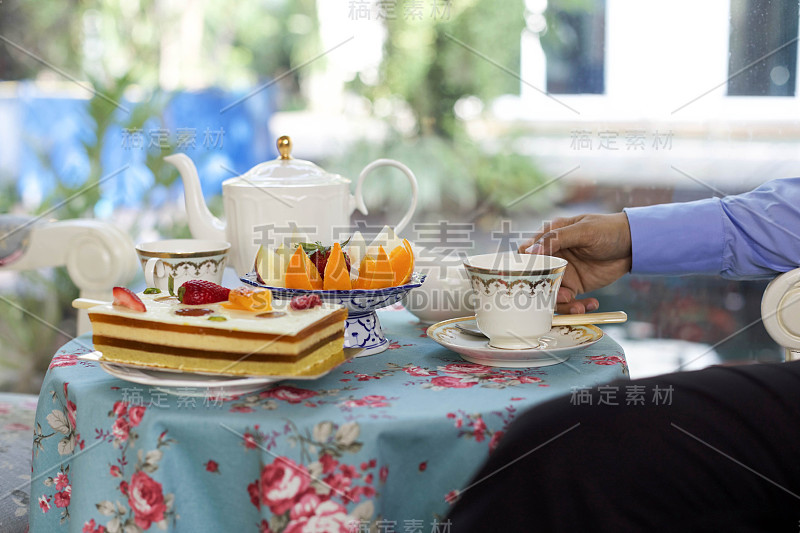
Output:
[446, 361, 800, 532]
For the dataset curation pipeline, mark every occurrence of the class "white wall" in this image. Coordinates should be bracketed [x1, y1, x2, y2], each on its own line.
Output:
[605, 0, 730, 118]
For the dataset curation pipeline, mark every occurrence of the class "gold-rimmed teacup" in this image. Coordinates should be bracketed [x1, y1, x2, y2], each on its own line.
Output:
[463, 251, 568, 350]
[135, 239, 230, 292]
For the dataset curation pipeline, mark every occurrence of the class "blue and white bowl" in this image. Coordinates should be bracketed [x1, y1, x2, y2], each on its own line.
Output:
[241, 271, 425, 356]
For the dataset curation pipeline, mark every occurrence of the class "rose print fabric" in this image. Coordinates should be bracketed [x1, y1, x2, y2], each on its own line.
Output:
[29, 309, 626, 531]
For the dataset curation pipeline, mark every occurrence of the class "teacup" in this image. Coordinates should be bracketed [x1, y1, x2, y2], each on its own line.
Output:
[463, 251, 567, 349]
[135, 239, 230, 293]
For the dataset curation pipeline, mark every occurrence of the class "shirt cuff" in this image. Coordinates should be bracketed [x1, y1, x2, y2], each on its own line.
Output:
[623, 198, 725, 275]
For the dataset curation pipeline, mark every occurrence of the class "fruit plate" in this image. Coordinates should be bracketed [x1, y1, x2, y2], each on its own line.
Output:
[241, 271, 426, 356]
[78, 348, 363, 396]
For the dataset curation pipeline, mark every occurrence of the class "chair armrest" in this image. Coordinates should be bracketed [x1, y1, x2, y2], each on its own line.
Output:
[5, 219, 138, 335]
[761, 267, 800, 361]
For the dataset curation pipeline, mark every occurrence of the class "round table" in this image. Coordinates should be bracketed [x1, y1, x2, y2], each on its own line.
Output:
[29, 307, 627, 532]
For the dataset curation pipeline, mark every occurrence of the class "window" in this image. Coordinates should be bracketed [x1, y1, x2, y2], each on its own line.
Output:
[541, 0, 606, 94]
[728, 0, 798, 96]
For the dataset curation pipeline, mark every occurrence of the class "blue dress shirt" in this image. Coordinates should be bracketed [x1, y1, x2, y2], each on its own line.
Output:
[623, 178, 800, 279]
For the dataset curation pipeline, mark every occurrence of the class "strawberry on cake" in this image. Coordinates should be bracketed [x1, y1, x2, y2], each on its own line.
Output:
[88, 285, 348, 376]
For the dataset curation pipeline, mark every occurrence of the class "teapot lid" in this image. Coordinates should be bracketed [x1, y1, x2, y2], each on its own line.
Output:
[238, 136, 345, 186]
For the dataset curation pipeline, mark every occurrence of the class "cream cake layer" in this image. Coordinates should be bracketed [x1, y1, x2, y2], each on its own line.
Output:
[88, 292, 345, 337]
[90, 313, 345, 356]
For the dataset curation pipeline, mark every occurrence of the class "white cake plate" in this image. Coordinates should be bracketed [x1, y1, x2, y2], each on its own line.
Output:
[79, 348, 362, 395]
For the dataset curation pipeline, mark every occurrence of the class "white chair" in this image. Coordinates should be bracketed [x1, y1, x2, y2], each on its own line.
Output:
[761, 268, 800, 362]
[1, 217, 139, 334]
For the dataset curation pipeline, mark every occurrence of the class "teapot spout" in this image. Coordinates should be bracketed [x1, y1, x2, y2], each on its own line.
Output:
[164, 153, 226, 243]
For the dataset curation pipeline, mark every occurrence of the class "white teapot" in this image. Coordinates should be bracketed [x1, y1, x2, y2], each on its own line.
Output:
[404, 259, 476, 324]
[165, 136, 418, 275]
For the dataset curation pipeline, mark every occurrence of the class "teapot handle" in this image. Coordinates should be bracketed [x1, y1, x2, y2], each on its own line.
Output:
[354, 159, 419, 235]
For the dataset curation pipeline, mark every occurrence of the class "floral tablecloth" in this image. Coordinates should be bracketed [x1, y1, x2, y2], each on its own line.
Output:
[29, 307, 627, 533]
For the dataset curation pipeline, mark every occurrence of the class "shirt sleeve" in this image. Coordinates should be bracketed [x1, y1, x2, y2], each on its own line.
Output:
[623, 177, 800, 279]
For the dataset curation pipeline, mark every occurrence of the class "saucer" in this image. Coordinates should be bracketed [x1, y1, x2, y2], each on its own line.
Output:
[78, 349, 362, 396]
[426, 317, 603, 368]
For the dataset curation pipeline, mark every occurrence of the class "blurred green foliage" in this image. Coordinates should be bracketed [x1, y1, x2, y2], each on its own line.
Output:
[363, 0, 526, 137]
[0, 0, 82, 79]
[0, 0, 319, 100]
[338, 0, 549, 216]
[326, 131, 553, 221]
[0, 271, 63, 392]
[204, 0, 320, 109]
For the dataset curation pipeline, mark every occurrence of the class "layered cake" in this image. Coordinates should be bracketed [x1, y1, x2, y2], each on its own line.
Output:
[88, 290, 348, 376]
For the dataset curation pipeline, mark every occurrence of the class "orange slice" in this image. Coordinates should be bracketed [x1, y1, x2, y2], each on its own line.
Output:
[372, 246, 395, 289]
[353, 255, 375, 290]
[354, 246, 395, 290]
[323, 242, 352, 290]
[389, 238, 415, 286]
[222, 286, 273, 312]
[285, 246, 323, 290]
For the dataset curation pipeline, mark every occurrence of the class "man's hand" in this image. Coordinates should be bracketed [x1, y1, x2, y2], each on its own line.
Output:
[518, 213, 632, 314]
